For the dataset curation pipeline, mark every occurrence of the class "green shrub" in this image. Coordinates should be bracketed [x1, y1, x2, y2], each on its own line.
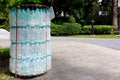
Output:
[62, 23, 82, 35]
[0, 48, 10, 60]
[83, 25, 114, 34]
[114, 31, 119, 35]
[51, 23, 61, 36]
[0, 48, 10, 54]
[83, 26, 91, 34]
[80, 20, 86, 27]
[68, 16, 76, 23]
[51, 22, 82, 36]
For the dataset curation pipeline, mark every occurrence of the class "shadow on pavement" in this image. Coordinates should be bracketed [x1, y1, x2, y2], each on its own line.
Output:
[46, 56, 120, 80]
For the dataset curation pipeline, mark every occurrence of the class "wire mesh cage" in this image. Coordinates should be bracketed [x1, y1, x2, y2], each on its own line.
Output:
[9, 5, 54, 76]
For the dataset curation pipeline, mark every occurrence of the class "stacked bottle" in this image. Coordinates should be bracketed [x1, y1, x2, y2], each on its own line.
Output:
[9, 7, 54, 76]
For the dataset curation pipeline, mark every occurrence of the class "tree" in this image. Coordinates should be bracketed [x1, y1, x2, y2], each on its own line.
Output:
[101, 0, 112, 15]
[83, 0, 99, 24]
[0, 0, 12, 30]
[88, 0, 99, 19]
[113, 0, 118, 30]
[101, 0, 118, 30]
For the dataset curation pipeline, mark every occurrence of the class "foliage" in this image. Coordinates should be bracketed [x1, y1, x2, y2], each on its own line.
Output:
[101, 0, 112, 16]
[51, 22, 82, 36]
[0, 24, 10, 31]
[51, 23, 63, 36]
[0, 48, 12, 80]
[0, 0, 12, 30]
[80, 20, 86, 27]
[70, 35, 120, 39]
[72, 10, 81, 21]
[0, 48, 10, 54]
[83, 25, 114, 34]
[11, 0, 52, 7]
[53, 0, 85, 18]
[15, 0, 42, 4]
[0, 0, 116, 30]
[68, 16, 76, 23]
[0, 0, 11, 18]
[53, 0, 100, 25]
[68, 0, 85, 19]
[62, 23, 82, 35]
[83, 0, 99, 19]
[95, 16, 112, 25]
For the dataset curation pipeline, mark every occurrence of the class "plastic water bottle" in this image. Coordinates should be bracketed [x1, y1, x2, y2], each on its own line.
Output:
[46, 27, 50, 41]
[18, 28, 21, 42]
[30, 28, 34, 42]
[22, 44, 26, 57]
[39, 9, 42, 26]
[21, 10, 26, 26]
[30, 44, 34, 57]
[9, 8, 16, 27]
[40, 27, 43, 42]
[26, 28, 31, 42]
[36, 8, 39, 26]
[10, 44, 15, 58]
[31, 10, 36, 26]
[41, 9, 44, 26]
[43, 27, 46, 41]
[24, 43, 30, 57]
[11, 28, 16, 43]
[10, 28, 13, 42]
[17, 10, 21, 26]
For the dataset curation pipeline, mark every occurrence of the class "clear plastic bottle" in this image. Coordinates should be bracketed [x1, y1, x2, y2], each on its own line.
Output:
[26, 27, 31, 42]
[26, 8, 30, 26]
[11, 8, 16, 27]
[21, 9, 26, 26]
[18, 28, 22, 42]
[10, 44, 16, 58]
[10, 28, 15, 42]
[40, 27, 43, 42]
[18, 9, 22, 26]
[18, 44, 22, 58]
[30, 28, 35, 42]
[39, 8, 42, 26]
[36, 8, 39, 26]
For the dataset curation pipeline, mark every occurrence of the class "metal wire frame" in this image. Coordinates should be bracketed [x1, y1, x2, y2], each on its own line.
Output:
[15, 6, 18, 78]
[14, 6, 50, 80]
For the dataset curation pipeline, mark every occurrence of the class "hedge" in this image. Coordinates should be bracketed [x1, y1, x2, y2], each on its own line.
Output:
[62, 23, 82, 35]
[68, 16, 76, 23]
[50, 23, 62, 36]
[51, 22, 82, 36]
[83, 25, 114, 34]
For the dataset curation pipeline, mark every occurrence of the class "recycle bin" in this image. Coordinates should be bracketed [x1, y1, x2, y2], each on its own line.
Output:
[9, 5, 54, 76]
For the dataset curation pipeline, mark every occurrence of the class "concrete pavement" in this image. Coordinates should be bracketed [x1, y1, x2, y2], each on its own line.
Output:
[47, 37, 120, 80]
[0, 29, 10, 48]
[52, 37, 120, 50]
[0, 39, 10, 48]
[1, 37, 120, 80]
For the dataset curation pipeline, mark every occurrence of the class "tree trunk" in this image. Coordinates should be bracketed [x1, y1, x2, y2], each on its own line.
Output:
[113, 0, 118, 30]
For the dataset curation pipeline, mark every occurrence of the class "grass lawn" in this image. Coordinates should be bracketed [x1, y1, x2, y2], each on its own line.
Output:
[0, 48, 13, 80]
[70, 34, 120, 39]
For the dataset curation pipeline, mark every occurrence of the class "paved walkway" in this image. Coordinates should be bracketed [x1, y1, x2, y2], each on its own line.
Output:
[52, 37, 120, 50]
[48, 37, 120, 80]
[1, 37, 120, 80]
[0, 39, 10, 48]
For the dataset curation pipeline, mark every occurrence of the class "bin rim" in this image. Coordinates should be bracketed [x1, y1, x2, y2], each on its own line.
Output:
[10, 4, 50, 9]
[19, 4, 49, 8]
